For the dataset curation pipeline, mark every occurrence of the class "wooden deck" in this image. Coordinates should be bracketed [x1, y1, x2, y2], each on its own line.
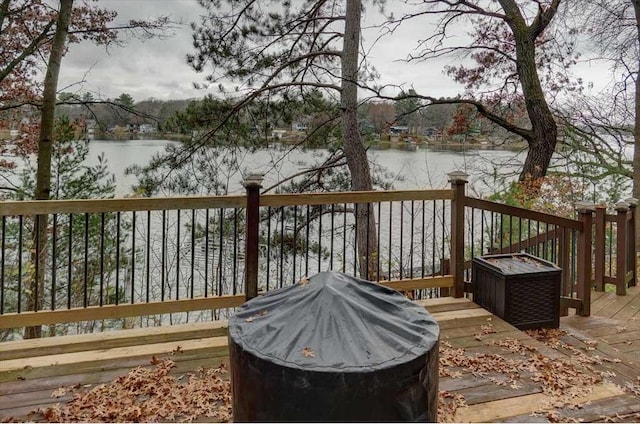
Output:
[1, 289, 639, 423]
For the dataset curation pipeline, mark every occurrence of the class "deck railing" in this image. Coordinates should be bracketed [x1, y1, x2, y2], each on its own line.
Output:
[0, 184, 454, 335]
[0, 172, 636, 337]
[593, 202, 638, 295]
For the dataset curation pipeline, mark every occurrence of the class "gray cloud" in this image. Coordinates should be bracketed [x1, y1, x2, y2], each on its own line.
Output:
[58, 1, 610, 102]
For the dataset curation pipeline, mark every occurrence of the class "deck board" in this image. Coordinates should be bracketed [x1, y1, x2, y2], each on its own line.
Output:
[1, 293, 639, 423]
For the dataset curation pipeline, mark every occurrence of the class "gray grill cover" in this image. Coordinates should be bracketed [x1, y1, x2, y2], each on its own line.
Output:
[228, 271, 440, 422]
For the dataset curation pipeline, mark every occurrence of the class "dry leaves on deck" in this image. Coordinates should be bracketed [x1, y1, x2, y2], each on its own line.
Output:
[35, 358, 231, 423]
[437, 328, 606, 423]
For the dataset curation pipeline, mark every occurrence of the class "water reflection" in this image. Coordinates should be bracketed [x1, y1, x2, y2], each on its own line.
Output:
[84, 139, 524, 196]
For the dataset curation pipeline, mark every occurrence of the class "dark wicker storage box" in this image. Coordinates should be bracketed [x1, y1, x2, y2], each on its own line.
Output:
[472, 253, 561, 330]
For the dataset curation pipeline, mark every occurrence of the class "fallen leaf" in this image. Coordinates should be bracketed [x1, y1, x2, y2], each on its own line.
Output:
[299, 276, 310, 286]
[245, 310, 268, 322]
[51, 387, 67, 398]
[302, 347, 315, 358]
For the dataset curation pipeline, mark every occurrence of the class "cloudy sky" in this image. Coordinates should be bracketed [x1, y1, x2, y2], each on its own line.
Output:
[57, 1, 612, 103]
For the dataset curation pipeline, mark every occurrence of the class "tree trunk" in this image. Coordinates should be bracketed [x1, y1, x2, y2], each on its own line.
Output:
[341, 0, 378, 279]
[498, 0, 558, 183]
[514, 33, 557, 182]
[25, 0, 73, 339]
[633, 0, 640, 252]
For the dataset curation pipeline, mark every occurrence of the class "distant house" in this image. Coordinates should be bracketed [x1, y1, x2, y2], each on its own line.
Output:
[291, 120, 309, 132]
[389, 126, 409, 135]
[139, 124, 156, 133]
[271, 129, 288, 139]
[423, 127, 437, 137]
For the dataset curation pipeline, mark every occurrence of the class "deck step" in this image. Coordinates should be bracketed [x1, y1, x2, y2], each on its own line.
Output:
[0, 297, 484, 383]
[0, 320, 228, 361]
[0, 336, 229, 382]
[1, 297, 471, 361]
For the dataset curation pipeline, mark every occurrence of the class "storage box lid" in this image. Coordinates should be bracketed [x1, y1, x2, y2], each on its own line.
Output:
[473, 253, 560, 275]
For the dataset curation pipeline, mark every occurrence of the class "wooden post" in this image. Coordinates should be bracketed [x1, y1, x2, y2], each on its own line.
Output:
[558, 227, 571, 317]
[615, 201, 629, 296]
[575, 202, 594, 317]
[626, 198, 638, 287]
[593, 205, 606, 292]
[448, 171, 468, 298]
[243, 174, 263, 301]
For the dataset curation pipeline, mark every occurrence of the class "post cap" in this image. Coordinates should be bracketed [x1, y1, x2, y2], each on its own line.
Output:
[243, 173, 264, 188]
[625, 197, 639, 207]
[615, 201, 629, 212]
[574, 201, 595, 213]
[447, 171, 469, 183]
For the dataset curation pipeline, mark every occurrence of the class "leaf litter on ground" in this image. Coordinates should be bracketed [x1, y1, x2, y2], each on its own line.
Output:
[31, 358, 231, 423]
[21, 326, 630, 423]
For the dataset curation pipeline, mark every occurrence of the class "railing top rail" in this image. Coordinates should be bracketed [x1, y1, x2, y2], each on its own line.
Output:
[0, 189, 454, 216]
[260, 189, 454, 207]
[465, 196, 583, 231]
[0, 195, 247, 216]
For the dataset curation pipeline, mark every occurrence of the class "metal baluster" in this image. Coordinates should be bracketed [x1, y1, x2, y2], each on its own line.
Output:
[330, 204, 335, 271]
[99, 213, 104, 306]
[35, 215, 40, 311]
[389, 201, 393, 280]
[400, 201, 404, 280]
[319, 205, 323, 273]
[146, 211, 150, 303]
[233, 208, 238, 295]
[131, 212, 136, 304]
[191, 209, 195, 299]
[432, 201, 436, 276]
[480, 210, 484, 255]
[67, 215, 72, 309]
[176, 210, 181, 300]
[293, 205, 298, 284]
[343, 204, 347, 273]
[280, 207, 285, 287]
[84, 213, 89, 307]
[305, 205, 310, 277]
[218, 208, 224, 296]
[441, 200, 446, 278]
[354, 203, 358, 276]
[204, 209, 210, 297]
[115, 212, 120, 305]
[266, 207, 271, 291]
[410, 201, 414, 279]
[500, 213, 504, 251]
[470, 208, 475, 264]
[161, 210, 166, 301]
[17, 216, 22, 312]
[378, 202, 382, 281]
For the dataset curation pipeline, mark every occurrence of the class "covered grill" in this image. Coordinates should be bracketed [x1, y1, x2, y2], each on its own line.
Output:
[228, 271, 440, 422]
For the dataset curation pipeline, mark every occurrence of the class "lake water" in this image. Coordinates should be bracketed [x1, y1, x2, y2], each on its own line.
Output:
[86, 139, 525, 196]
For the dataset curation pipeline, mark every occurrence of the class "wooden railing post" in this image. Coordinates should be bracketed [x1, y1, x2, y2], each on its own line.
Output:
[626, 198, 638, 287]
[615, 201, 629, 295]
[558, 227, 571, 317]
[575, 201, 594, 317]
[448, 171, 468, 298]
[593, 205, 606, 292]
[243, 174, 263, 301]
